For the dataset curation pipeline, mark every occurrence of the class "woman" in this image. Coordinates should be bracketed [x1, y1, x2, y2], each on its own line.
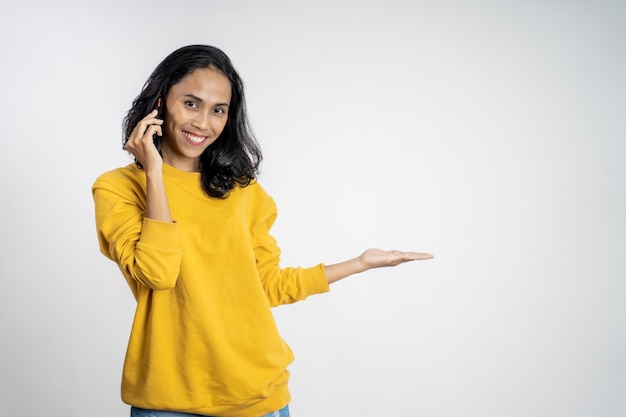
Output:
[93, 44, 433, 417]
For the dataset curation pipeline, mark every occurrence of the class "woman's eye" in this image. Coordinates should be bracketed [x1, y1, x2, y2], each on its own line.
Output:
[185, 101, 198, 108]
[214, 108, 225, 114]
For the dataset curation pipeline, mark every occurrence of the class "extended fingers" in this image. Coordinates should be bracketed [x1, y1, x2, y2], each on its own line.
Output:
[386, 251, 433, 266]
[403, 251, 434, 261]
[378, 249, 434, 261]
[360, 248, 433, 269]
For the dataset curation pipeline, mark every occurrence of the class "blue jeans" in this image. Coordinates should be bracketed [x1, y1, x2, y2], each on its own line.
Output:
[130, 404, 290, 417]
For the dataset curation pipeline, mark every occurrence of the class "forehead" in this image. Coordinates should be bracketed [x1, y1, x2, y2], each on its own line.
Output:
[169, 67, 232, 102]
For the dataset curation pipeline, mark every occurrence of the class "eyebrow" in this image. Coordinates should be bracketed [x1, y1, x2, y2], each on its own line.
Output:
[184, 94, 230, 107]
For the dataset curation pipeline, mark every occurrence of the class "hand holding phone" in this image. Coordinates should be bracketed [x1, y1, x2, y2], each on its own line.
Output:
[126, 98, 164, 170]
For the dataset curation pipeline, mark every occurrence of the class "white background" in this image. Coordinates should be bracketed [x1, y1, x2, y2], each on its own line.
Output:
[1, 1, 625, 416]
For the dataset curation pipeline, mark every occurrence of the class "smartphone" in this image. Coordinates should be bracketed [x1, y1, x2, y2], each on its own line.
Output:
[153, 97, 163, 155]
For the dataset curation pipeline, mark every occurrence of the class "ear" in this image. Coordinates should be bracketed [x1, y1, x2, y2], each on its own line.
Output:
[155, 97, 164, 119]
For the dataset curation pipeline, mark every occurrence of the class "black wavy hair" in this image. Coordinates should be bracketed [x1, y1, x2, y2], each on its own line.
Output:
[122, 45, 262, 199]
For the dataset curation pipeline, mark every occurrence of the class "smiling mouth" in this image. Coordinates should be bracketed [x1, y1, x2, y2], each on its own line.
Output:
[183, 131, 208, 145]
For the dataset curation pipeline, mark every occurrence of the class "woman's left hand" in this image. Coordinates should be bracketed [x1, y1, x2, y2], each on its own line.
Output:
[359, 248, 434, 269]
[324, 248, 434, 284]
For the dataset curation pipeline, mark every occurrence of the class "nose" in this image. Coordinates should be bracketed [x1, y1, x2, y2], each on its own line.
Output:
[191, 109, 212, 132]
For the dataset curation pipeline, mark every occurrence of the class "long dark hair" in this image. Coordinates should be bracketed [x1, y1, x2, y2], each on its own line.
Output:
[122, 45, 262, 199]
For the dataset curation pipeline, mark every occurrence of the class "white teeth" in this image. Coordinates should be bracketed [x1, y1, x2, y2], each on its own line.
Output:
[184, 132, 205, 143]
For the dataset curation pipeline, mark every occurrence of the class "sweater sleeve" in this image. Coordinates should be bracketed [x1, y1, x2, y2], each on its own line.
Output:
[253, 198, 329, 307]
[92, 175, 182, 297]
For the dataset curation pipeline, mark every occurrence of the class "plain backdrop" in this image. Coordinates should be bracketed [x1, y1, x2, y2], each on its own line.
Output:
[1, 1, 624, 416]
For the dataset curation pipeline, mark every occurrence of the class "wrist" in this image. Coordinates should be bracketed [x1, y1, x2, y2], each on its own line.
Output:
[353, 256, 368, 274]
[144, 165, 164, 180]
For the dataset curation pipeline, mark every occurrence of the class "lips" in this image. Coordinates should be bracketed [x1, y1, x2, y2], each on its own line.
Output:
[183, 131, 208, 146]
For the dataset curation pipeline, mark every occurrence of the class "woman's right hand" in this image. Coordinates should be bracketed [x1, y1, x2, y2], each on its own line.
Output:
[124, 109, 164, 172]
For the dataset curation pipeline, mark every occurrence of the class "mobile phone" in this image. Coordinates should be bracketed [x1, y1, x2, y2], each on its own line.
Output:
[153, 97, 163, 155]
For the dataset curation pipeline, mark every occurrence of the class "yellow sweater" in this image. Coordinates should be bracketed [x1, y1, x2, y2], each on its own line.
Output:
[93, 163, 329, 417]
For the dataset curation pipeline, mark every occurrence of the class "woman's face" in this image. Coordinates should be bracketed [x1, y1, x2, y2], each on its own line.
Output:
[161, 67, 232, 172]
